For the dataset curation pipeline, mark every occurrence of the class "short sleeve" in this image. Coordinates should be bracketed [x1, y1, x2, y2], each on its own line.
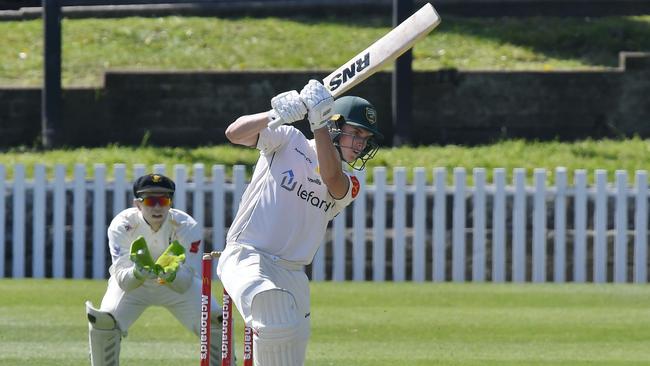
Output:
[257, 125, 302, 155]
[326, 173, 361, 220]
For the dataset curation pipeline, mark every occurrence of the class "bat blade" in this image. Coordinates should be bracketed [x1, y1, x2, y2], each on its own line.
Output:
[324, 3, 441, 98]
[269, 3, 441, 129]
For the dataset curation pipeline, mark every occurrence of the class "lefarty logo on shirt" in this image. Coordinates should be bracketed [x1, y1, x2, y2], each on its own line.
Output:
[280, 169, 332, 213]
[281, 170, 297, 191]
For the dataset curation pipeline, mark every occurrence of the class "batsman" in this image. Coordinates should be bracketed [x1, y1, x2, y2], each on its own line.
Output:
[218, 80, 382, 365]
[85, 173, 233, 366]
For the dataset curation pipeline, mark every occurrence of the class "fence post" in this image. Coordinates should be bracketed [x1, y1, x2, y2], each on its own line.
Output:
[73, 164, 86, 279]
[373, 167, 387, 282]
[33, 164, 46, 278]
[634, 171, 648, 283]
[574, 170, 587, 283]
[113, 164, 127, 216]
[153, 164, 165, 175]
[452, 167, 466, 282]
[53, 164, 66, 278]
[472, 168, 486, 282]
[412, 168, 426, 282]
[594, 170, 608, 283]
[393, 167, 407, 281]
[492, 168, 506, 282]
[212, 165, 226, 253]
[193, 163, 205, 238]
[512, 168, 526, 282]
[92, 164, 106, 279]
[133, 164, 146, 186]
[532, 168, 547, 283]
[12, 164, 26, 278]
[614, 170, 628, 283]
[553, 167, 567, 283]
[433, 168, 447, 282]
[174, 164, 187, 212]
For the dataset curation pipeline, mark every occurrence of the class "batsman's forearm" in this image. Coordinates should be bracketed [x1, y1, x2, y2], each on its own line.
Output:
[314, 129, 348, 199]
[225, 112, 271, 146]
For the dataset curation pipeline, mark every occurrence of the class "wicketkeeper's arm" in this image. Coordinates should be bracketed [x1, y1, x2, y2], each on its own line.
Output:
[108, 227, 150, 291]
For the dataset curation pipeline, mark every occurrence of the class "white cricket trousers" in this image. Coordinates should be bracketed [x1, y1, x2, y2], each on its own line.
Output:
[216, 243, 311, 327]
[99, 276, 219, 334]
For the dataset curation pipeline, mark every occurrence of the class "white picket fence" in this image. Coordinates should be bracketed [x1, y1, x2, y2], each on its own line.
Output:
[1, 163, 648, 283]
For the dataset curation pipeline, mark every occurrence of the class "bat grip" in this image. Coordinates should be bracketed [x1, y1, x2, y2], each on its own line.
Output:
[267, 109, 285, 130]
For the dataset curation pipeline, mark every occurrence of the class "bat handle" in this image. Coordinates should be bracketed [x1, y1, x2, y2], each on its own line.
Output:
[267, 109, 285, 130]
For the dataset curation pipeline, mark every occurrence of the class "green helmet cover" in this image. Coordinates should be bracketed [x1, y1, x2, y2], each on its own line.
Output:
[332, 96, 383, 140]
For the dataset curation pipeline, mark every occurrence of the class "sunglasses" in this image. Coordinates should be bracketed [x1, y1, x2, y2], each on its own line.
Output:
[137, 196, 172, 207]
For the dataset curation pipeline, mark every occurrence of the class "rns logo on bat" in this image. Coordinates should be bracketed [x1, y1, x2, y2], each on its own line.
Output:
[328, 52, 370, 92]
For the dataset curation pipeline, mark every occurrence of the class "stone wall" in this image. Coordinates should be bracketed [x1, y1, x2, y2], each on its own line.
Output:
[1, 52, 648, 147]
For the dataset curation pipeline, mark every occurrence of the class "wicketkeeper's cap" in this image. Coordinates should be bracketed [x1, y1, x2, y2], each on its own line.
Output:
[133, 173, 175, 197]
[332, 96, 383, 140]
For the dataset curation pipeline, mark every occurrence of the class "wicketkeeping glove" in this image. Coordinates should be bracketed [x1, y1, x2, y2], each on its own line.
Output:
[300, 79, 334, 132]
[155, 240, 186, 284]
[130, 236, 159, 280]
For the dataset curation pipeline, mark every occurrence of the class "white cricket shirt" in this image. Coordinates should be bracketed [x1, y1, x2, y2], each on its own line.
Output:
[226, 125, 360, 265]
[107, 207, 203, 289]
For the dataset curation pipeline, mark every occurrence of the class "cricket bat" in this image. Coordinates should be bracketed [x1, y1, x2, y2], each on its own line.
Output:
[268, 2, 441, 129]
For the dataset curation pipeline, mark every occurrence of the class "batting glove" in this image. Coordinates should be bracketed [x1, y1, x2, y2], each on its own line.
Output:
[155, 240, 186, 284]
[300, 79, 334, 132]
[270, 90, 307, 125]
[130, 236, 159, 280]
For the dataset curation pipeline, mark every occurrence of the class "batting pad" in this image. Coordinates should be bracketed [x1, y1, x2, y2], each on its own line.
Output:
[86, 301, 122, 366]
[251, 289, 309, 366]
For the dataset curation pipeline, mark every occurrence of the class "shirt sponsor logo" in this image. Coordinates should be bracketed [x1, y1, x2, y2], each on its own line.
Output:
[281, 170, 297, 191]
[190, 240, 201, 253]
[280, 170, 332, 212]
[221, 294, 231, 360]
[307, 177, 322, 185]
[294, 147, 313, 164]
[351, 176, 360, 198]
[200, 294, 210, 359]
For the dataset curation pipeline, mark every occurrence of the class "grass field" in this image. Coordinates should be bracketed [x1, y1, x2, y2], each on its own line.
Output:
[1, 280, 649, 365]
[2, 15, 650, 86]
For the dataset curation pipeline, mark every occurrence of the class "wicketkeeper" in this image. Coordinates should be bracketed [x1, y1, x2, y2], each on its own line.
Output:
[217, 80, 382, 365]
[85, 173, 233, 366]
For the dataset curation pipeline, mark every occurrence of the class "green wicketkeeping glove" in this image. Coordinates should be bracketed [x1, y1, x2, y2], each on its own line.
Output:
[130, 236, 159, 280]
[155, 240, 186, 283]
